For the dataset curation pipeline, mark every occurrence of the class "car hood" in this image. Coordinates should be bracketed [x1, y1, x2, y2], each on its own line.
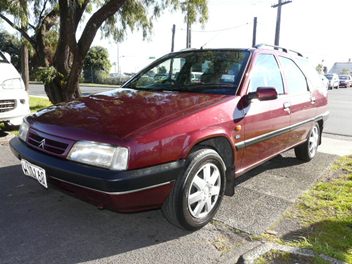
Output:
[28, 88, 228, 142]
[0, 62, 21, 82]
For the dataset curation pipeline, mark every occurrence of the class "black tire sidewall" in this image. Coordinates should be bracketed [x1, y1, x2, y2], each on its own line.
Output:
[177, 150, 226, 230]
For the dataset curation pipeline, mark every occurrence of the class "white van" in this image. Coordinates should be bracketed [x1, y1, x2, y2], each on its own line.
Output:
[0, 51, 30, 127]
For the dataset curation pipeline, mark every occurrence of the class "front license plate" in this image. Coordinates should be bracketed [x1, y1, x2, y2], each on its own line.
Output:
[21, 159, 48, 188]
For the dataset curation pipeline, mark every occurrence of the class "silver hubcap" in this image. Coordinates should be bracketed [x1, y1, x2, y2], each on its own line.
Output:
[187, 163, 221, 219]
[308, 125, 319, 157]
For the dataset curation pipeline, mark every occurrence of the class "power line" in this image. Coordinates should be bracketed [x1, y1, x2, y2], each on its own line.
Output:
[178, 23, 250, 33]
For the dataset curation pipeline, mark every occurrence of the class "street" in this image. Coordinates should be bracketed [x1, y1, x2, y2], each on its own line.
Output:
[28, 83, 116, 97]
[324, 88, 352, 137]
[0, 85, 351, 263]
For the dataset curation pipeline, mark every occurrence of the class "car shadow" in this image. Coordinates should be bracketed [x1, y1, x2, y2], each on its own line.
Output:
[235, 152, 304, 185]
[280, 219, 352, 263]
[0, 128, 9, 137]
[0, 164, 190, 264]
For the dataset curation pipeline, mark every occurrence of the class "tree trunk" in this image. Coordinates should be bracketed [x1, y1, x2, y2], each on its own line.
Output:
[20, 44, 29, 91]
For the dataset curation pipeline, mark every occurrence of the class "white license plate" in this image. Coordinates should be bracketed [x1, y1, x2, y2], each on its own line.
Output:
[21, 159, 48, 188]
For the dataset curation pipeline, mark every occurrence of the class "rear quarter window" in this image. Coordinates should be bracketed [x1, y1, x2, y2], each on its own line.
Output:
[295, 57, 325, 91]
[279, 56, 309, 95]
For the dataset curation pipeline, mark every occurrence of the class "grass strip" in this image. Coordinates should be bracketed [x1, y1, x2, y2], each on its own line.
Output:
[283, 156, 352, 263]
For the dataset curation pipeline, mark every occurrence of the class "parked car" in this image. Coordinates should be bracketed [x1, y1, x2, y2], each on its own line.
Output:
[338, 74, 352, 88]
[10, 44, 328, 230]
[325, 73, 339, 89]
[0, 51, 30, 128]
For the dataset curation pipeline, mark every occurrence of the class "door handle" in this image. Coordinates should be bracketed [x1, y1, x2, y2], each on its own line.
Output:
[311, 96, 316, 104]
[283, 102, 291, 109]
[283, 102, 291, 113]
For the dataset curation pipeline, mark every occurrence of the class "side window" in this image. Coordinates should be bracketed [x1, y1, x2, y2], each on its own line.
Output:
[296, 57, 325, 91]
[248, 54, 284, 94]
[279, 56, 309, 94]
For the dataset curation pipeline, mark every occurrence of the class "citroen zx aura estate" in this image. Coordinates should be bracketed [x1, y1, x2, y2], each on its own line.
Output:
[10, 44, 328, 230]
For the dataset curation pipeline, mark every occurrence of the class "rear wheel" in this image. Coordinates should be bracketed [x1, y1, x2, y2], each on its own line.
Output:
[162, 148, 226, 230]
[294, 122, 320, 162]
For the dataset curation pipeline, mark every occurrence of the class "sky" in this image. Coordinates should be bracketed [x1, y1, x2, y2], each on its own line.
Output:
[92, 0, 352, 74]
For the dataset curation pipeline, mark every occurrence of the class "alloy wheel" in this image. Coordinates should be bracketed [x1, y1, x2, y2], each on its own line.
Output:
[187, 163, 221, 219]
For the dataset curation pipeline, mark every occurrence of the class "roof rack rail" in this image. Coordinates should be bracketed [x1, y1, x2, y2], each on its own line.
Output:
[254, 43, 303, 57]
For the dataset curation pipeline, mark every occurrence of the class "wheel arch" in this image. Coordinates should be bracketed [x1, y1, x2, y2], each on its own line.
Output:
[317, 118, 324, 145]
[187, 136, 236, 196]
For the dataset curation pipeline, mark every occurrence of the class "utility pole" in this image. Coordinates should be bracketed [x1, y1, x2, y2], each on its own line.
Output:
[252, 17, 258, 47]
[171, 24, 176, 52]
[272, 0, 292, 46]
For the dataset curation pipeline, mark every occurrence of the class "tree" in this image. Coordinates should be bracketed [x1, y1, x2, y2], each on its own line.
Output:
[341, 68, 351, 75]
[83, 46, 111, 83]
[0, 0, 208, 104]
[0, 30, 21, 70]
[316, 64, 323, 75]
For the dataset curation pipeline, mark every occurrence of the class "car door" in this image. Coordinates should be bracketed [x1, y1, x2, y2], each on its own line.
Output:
[239, 53, 291, 171]
[278, 56, 316, 146]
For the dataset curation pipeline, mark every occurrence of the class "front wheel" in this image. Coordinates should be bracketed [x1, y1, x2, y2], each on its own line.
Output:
[294, 122, 320, 162]
[162, 149, 226, 230]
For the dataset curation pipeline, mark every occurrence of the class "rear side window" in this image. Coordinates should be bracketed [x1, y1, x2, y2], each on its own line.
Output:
[248, 54, 284, 94]
[296, 57, 324, 91]
[279, 56, 309, 94]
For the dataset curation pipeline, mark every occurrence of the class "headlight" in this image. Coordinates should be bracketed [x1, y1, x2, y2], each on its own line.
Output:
[18, 120, 29, 141]
[1, 78, 24, 89]
[67, 141, 129, 170]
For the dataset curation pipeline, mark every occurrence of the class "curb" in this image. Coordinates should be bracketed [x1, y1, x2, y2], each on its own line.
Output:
[237, 242, 346, 264]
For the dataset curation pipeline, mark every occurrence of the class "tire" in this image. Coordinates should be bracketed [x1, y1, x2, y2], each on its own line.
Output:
[162, 148, 226, 230]
[294, 122, 320, 162]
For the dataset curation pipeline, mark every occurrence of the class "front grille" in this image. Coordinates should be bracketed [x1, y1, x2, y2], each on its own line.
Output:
[0, 100, 16, 113]
[27, 131, 70, 156]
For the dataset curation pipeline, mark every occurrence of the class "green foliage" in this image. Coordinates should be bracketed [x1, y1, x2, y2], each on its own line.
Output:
[341, 68, 351, 75]
[83, 46, 111, 83]
[316, 64, 323, 74]
[286, 156, 352, 263]
[0, 30, 21, 70]
[29, 96, 52, 112]
[157, 66, 167, 74]
[101, 0, 208, 41]
[35, 66, 64, 85]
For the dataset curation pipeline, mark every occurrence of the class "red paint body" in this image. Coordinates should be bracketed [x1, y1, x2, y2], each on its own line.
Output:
[17, 48, 328, 212]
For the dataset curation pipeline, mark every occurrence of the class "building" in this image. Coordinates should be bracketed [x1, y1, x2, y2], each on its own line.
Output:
[329, 62, 352, 75]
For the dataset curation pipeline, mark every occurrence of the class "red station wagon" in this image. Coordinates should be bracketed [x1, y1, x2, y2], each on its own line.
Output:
[10, 44, 329, 230]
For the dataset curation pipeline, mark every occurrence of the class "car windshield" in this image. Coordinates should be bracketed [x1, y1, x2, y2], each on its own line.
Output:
[124, 50, 250, 95]
[339, 75, 348, 80]
[325, 75, 332, 80]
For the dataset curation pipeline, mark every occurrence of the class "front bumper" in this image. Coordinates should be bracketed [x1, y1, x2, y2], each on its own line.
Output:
[10, 137, 185, 211]
[0, 91, 30, 125]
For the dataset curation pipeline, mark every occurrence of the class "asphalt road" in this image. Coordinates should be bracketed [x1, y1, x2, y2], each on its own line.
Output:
[323, 88, 352, 138]
[28, 83, 116, 97]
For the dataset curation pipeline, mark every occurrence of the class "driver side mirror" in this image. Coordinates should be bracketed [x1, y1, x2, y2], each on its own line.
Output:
[247, 87, 278, 102]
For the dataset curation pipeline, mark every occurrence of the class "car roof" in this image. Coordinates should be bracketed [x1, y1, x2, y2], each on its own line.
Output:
[169, 44, 304, 59]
